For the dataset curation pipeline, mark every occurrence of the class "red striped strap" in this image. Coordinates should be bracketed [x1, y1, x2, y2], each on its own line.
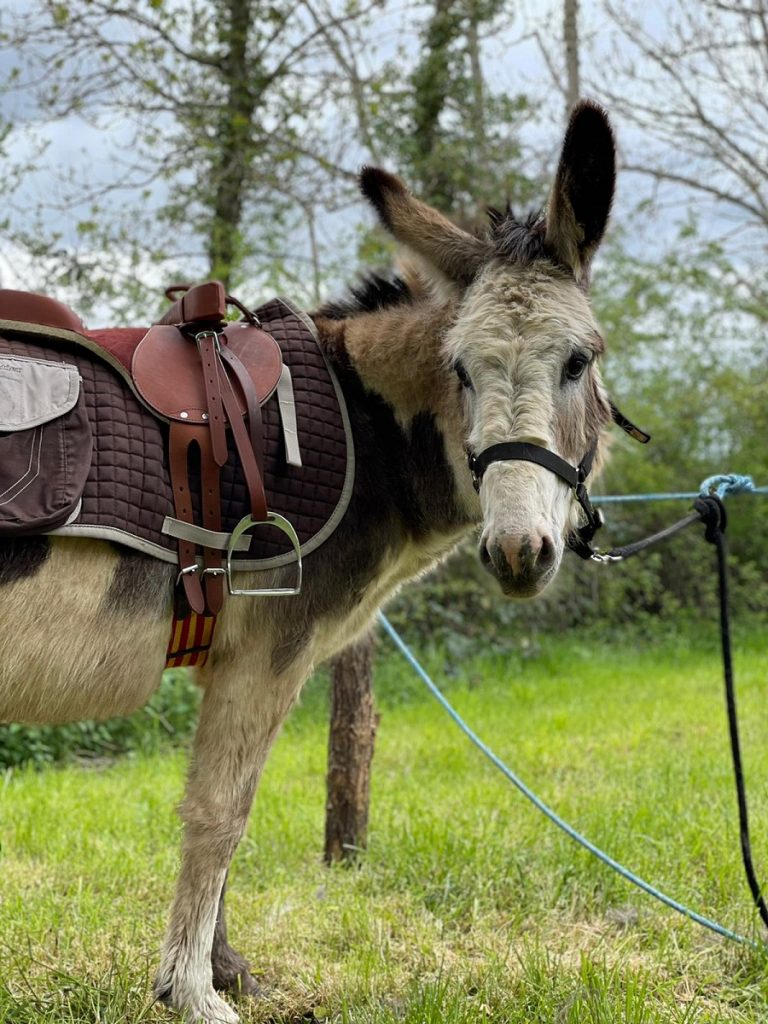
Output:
[165, 610, 217, 669]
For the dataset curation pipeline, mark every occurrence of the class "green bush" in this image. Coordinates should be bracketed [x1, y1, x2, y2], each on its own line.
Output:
[386, 491, 766, 659]
[0, 669, 200, 770]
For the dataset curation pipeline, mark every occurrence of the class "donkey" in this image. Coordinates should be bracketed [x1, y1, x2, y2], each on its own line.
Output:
[0, 100, 616, 1023]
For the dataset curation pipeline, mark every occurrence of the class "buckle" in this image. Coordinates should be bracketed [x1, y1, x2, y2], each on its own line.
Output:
[176, 563, 200, 586]
[467, 451, 483, 493]
[225, 512, 302, 596]
[195, 329, 222, 354]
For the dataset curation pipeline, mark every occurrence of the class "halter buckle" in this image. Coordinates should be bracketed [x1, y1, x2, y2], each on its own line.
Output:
[468, 452, 481, 493]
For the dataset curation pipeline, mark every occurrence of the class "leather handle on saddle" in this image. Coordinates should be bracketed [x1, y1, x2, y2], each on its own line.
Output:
[156, 281, 228, 328]
[164, 283, 194, 302]
[159, 282, 260, 327]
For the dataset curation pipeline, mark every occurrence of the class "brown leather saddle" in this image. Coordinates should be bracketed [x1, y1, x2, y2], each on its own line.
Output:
[0, 283, 344, 615]
[132, 282, 300, 614]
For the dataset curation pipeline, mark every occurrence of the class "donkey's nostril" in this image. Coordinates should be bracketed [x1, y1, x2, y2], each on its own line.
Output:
[537, 533, 556, 572]
[479, 540, 493, 570]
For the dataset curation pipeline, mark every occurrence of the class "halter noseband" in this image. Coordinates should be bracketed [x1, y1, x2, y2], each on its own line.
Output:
[467, 403, 649, 561]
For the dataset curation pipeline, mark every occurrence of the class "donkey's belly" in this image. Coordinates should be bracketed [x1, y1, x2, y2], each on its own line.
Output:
[0, 538, 173, 724]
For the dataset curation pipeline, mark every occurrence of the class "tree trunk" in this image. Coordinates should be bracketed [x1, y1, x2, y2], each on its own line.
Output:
[467, 2, 488, 215]
[564, 0, 580, 118]
[411, 0, 459, 209]
[208, 0, 256, 286]
[324, 632, 379, 864]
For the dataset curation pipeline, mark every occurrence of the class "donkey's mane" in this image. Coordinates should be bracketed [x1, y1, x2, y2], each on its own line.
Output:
[487, 207, 549, 266]
[317, 272, 413, 321]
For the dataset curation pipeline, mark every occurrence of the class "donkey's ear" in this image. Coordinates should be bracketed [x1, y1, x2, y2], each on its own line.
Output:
[360, 166, 491, 284]
[544, 101, 616, 285]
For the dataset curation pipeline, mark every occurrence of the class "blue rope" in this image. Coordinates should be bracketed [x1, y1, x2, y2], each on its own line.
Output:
[377, 611, 760, 950]
[594, 475, 767, 505]
[699, 474, 756, 499]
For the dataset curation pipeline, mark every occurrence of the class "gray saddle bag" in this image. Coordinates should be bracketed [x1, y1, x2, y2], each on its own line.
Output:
[0, 354, 92, 535]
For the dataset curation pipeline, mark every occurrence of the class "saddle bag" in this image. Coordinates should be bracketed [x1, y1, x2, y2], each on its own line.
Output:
[0, 354, 92, 535]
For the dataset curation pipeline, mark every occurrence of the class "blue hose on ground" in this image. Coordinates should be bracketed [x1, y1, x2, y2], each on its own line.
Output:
[378, 613, 759, 949]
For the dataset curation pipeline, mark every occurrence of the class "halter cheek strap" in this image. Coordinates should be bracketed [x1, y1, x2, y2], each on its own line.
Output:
[466, 401, 649, 560]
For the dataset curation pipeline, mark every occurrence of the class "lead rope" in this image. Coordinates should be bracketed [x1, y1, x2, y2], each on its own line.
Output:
[706, 502, 768, 931]
[379, 477, 768, 943]
[594, 483, 768, 932]
[378, 610, 759, 948]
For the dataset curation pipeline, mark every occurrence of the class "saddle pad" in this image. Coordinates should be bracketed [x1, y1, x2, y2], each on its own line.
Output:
[0, 298, 354, 570]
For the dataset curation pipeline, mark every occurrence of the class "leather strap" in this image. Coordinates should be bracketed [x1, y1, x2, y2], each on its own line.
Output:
[168, 421, 206, 614]
[610, 401, 651, 444]
[219, 345, 264, 471]
[197, 332, 228, 467]
[469, 442, 580, 489]
[198, 427, 224, 614]
[218, 367, 268, 521]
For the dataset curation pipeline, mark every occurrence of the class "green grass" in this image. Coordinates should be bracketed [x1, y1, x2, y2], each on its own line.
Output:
[1, 627, 767, 1021]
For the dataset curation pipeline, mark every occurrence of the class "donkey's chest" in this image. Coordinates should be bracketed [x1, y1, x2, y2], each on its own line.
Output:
[311, 529, 470, 664]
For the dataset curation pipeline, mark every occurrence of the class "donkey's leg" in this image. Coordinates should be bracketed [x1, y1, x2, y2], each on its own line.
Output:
[154, 650, 308, 1023]
[210, 874, 260, 998]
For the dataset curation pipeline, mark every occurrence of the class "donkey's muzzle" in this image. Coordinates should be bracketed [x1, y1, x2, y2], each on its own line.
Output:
[480, 530, 557, 597]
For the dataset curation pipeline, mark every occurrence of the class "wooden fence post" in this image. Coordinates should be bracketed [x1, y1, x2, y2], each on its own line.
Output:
[324, 631, 378, 864]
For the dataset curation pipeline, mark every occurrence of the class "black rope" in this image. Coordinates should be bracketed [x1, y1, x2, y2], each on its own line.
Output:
[601, 510, 702, 560]
[591, 494, 768, 932]
[697, 498, 768, 932]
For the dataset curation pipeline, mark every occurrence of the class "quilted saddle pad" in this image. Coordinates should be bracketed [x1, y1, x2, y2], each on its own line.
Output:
[0, 297, 354, 570]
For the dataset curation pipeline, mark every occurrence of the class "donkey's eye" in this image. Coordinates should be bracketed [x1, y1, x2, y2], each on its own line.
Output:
[454, 360, 473, 390]
[564, 353, 589, 382]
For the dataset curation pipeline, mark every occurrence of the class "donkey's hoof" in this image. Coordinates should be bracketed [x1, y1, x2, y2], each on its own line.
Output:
[213, 966, 261, 1000]
[154, 978, 240, 1023]
[186, 992, 240, 1024]
[212, 945, 262, 1000]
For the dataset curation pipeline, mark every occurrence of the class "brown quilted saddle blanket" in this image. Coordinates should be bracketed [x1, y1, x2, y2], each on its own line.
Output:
[0, 298, 353, 569]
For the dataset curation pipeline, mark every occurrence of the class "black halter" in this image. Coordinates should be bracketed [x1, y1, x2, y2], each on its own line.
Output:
[467, 402, 650, 561]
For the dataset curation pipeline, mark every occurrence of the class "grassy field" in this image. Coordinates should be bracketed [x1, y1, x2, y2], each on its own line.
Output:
[1, 625, 767, 1022]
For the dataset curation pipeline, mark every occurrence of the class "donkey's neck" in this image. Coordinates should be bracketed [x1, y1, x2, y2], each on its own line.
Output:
[315, 299, 480, 537]
[340, 301, 456, 424]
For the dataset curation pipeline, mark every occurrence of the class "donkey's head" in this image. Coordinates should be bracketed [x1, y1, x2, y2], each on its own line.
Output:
[361, 101, 616, 597]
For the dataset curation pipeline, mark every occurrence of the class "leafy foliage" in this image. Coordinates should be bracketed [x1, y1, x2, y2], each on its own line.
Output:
[0, 670, 200, 769]
[369, 1, 540, 220]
